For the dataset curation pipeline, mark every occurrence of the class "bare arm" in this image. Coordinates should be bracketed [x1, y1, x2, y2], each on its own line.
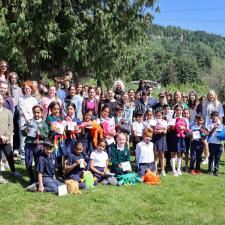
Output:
[65, 160, 80, 173]
[89, 159, 104, 176]
[38, 172, 44, 192]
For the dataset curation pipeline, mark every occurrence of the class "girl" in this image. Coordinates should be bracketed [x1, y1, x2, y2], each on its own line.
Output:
[168, 104, 186, 176]
[183, 109, 191, 173]
[110, 132, 131, 175]
[122, 93, 134, 124]
[90, 140, 109, 183]
[135, 128, 154, 177]
[188, 91, 198, 123]
[18, 81, 38, 163]
[143, 109, 155, 129]
[63, 103, 81, 155]
[0, 60, 9, 82]
[41, 86, 62, 119]
[65, 142, 87, 189]
[95, 86, 102, 101]
[23, 105, 48, 184]
[46, 101, 65, 178]
[82, 86, 99, 119]
[153, 111, 167, 176]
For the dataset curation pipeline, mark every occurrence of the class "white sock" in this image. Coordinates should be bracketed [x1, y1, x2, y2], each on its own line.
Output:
[171, 158, 176, 172]
[177, 158, 182, 171]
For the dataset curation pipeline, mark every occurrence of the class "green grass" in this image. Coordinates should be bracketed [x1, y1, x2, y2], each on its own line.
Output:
[1, 157, 225, 225]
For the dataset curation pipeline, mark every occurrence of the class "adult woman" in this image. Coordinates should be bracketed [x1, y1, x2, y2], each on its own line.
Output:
[136, 80, 146, 94]
[82, 86, 99, 118]
[63, 85, 83, 120]
[0, 60, 9, 82]
[0, 81, 14, 113]
[122, 93, 134, 123]
[95, 86, 102, 101]
[0, 94, 19, 184]
[101, 89, 120, 118]
[40, 86, 62, 119]
[112, 80, 125, 102]
[18, 81, 38, 162]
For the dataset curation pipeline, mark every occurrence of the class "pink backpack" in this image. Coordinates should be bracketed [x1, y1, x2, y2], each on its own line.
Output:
[102, 118, 115, 136]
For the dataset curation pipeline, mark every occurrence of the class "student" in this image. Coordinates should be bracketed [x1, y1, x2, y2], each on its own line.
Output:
[45, 101, 65, 178]
[110, 133, 131, 175]
[0, 94, 20, 184]
[153, 110, 167, 176]
[36, 140, 62, 193]
[189, 115, 205, 175]
[207, 111, 224, 176]
[63, 103, 81, 155]
[143, 109, 155, 129]
[23, 105, 49, 184]
[114, 105, 124, 125]
[132, 111, 144, 150]
[65, 142, 87, 189]
[135, 128, 154, 177]
[90, 140, 109, 183]
[168, 104, 186, 176]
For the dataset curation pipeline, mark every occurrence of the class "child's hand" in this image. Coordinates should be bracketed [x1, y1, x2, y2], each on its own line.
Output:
[118, 164, 123, 169]
[38, 186, 44, 192]
[100, 172, 105, 177]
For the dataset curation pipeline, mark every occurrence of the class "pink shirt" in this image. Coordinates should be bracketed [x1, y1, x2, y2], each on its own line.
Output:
[87, 100, 95, 110]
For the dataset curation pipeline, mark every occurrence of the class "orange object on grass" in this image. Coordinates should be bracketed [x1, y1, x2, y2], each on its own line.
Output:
[142, 169, 161, 185]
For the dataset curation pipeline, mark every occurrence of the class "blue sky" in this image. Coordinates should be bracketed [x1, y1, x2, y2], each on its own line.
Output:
[152, 0, 225, 37]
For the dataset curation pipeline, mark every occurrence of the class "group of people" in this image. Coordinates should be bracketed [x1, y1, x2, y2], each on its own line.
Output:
[0, 59, 225, 194]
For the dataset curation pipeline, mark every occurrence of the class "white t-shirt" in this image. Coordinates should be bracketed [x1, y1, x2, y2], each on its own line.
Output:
[207, 122, 223, 144]
[135, 141, 154, 164]
[90, 150, 108, 168]
[132, 121, 144, 137]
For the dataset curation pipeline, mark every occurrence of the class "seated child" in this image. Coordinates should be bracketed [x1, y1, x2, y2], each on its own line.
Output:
[36, 141, 62, 193]
[136, 128, 154, 177]
[65, 142, 87, 189]
[110, 132, 131, 175]
[90, 140, 110, 184]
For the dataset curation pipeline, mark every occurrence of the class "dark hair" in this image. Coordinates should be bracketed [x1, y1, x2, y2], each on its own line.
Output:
[135, 111, 144, 117]
[195, 114, 204, 120]
[74, 141, 83, 150]
[66, 102, 76, 111]
[47, 101, 61, 117]
[115, 105, 124, 112]
[211, 111, 219, 117]
[97, 139, 107, 146]
[43, 139, 54, 148]
[101, 105, 110, 112]
[163, 104, 170, 109]
[83, 109, 93, 116]
[32, 105, 43, 112]
[155, 109, 164, 115]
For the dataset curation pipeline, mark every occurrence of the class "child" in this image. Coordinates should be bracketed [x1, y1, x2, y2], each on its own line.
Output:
[132, 111, 144, 150]
[65, 142, 87, 189]
[152, 111, 167, 176]
[189, 115, 205, 175]
[90, 140, 109, 183]
[168, 104, 186, 176]
[45, 101, 65, 178]
[135, 128, 154, 177]
[114, 105, 124, 125]
[23, 105, 49, 184]
[63, 103, 81, 155]
[183, 109, 191, 172]
[36, 140, 62, 193]
[207, 111, 224, 176]
[110, 133, 131, 175]
[143, 109, 155, 129]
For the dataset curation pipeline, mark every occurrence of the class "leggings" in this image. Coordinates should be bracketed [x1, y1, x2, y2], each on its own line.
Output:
[0, 144, 15, 172]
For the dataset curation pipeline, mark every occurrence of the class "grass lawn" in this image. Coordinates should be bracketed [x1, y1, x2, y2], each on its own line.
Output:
[1, 156, 225, 225]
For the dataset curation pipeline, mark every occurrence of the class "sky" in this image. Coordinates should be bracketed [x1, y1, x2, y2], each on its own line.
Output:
[152, 0, 225, 37]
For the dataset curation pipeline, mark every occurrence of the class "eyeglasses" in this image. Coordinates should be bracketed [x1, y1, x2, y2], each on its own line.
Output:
[0, 65, 7, 68]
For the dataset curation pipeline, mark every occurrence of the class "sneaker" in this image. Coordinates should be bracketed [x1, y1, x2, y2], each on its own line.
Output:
[10, 171, 22, 178]
[202, 159, 208, 165]
[208, 171, 214, 176]
[195, 170, 202, 175]
[190, 170, 196, 175]
[26, 182, 38, 192]
[160, 170, 166, 176]
[172, 171, 178, 177]
[214, 171, 220, 177]
[177, 170, 182, 176]
[0, 175, 8, 184]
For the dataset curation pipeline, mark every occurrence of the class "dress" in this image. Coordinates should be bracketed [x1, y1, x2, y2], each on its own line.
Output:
[153, 133, 167, 152]
[168, 130, 186, 153]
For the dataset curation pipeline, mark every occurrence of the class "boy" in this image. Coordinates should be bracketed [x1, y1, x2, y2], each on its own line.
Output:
[207, 111, 224, 176]
[35, 141, 62, 193]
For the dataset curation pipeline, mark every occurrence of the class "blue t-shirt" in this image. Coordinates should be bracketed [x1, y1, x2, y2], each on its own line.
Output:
[36, 152, 56, 178]
[66, 153, 85, 179]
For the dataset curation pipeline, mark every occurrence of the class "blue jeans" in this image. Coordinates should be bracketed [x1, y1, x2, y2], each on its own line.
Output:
[190, 140, 203, 170]
[43, 177, 62, 193]
[138, 162, 155, 177]
[208, 143, 223, 172]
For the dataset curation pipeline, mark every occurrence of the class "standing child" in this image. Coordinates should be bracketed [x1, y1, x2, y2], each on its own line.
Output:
[23, 105, 49, 184]
[65, 142, 87, 189]
[132, 111, 144, 150]
[36, 140, 62, 193]
[207, 111, 224, 176]
[136, 128, 154, 177]
[110, 133, 131, 175]
[189, 115, 205, 175]
[153, 111, 167, 176]
[169, 104, 187, 176]
[143, 109, 155, 129]
[45, 101, 65, 178]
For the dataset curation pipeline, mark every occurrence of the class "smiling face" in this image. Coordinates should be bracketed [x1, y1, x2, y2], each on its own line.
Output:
[101, 107, 109, 119]
[44, 146, 54, 157]
[51, 104, 60, 117]
[33, 107, 43, 120]
[0, 83, 8, 95]
[74, 143, 83, 155]
[67, 105, 75, 117]
[207, 92, 215, 102]
[88, 88, 96, 99]
[0, 95, 4, 108]
[69, 86, 76, 97]
[24, 85, 32, 96]
[116, 133, 126, 147]
[48, 86, 56, 97]
[0, 62, 8, 74]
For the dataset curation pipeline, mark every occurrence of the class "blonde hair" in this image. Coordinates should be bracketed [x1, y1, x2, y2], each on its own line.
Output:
[143, 128, 153, 137]
[207, 90, 219, 108]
